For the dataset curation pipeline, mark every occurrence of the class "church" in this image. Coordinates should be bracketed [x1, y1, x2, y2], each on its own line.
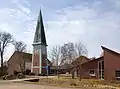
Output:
[7, 10, 52, 75]
[31, 10, 49, 75]
[7, 9, 120, 80]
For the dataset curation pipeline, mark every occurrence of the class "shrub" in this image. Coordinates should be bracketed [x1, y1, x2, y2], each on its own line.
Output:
[4, 74, 15, 80]
[14, 71, 20, 76]
[0, 70, 8, 77]
[70, 82, 77, 86]
[29, 72, 35, 75]
[42, 73, 47, 76]
[25, 70, 31, 75]
[38, 73, 47, 76]
[17, 73, 25, 79]
[38, 73, 41, 76]
[1, 75, 6, 80]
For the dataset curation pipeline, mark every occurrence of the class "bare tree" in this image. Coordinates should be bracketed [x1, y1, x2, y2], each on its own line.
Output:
[13, 41, 27, 52]
[75, 41, 88, 57]
[0, 32, 13, 71]
[49, 45, 61, 78]
[13, 41, 27, 74]
[61, 42, 76, 64]
[49, 42, 87, 80]
[19, 56, 25, 74]
[73, 41, 88, 81]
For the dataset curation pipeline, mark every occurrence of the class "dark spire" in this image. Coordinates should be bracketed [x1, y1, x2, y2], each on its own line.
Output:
[33, 9, 47, 45]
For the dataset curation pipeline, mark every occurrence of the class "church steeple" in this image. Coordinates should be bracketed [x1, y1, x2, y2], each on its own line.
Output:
[33, 9, 47, 45]
[31, 9, 48, 75]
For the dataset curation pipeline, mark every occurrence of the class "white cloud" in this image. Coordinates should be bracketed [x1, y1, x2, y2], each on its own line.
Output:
[46, 4, 120, 57]
[23, 0, 30, 7]
[18, 4, 31, 14]
[0, 0, 35, 60]
[1, 0, 120, 60]
[109, 0, 120, 8]
[11, 0, 19, 4]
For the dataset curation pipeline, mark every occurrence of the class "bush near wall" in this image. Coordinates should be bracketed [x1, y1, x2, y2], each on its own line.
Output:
[0, 71, 8, 77]
[0, 67, 8, 77]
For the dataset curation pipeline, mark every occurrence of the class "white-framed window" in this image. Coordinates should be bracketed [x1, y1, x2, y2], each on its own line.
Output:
[89, 69, 95, 76]
[115, 70, 120, 78]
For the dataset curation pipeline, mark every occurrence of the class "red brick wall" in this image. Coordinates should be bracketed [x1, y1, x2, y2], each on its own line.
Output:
[33, 68, 39, 74]
[7, 52, 21, 74]
[33, 52, 40, 66]
[41, 54, 47, 74]
[7, 51, 32, 74]
[81, 58, 103, 79]
[104, 50, 120, 80]
[32, 54, 48, 74]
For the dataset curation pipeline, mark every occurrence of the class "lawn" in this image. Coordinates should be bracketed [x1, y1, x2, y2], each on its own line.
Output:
[18, 76, 120, 89]
[37, 76, 120, 89]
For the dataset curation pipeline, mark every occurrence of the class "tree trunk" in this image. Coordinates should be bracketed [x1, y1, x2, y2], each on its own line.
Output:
[57, 66, 60, 78]
[79, 67, 82, 81]
[72, 69, 75, 79]
[1, 52, 3, 71]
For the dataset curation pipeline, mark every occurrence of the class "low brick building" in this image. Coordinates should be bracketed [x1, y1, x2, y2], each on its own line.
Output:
[71, 56, 90, 77]
[76, 46, 120, 80]
[81, 57, 103, 79]
[7, 51, 52, 75]
[7, 51, 32, 75]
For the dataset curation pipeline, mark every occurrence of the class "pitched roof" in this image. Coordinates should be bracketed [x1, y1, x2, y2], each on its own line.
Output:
[8, 51, 52, 63]
[81, 56, 104, 66]
[33, 9, 47, 45]
[101, 46, 120, 56]
[7, 51, 32, 63]
[72, 56, 90, 64]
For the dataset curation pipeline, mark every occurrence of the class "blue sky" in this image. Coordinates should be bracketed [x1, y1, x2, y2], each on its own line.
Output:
[0, 0, 120, 60]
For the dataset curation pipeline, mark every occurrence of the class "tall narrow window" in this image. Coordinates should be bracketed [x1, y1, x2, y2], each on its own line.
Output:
[98, 60, 104, 79]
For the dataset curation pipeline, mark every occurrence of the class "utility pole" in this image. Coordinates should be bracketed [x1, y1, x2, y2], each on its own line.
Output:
[46, 58, 48, 78]
[0, 41, 2, 65]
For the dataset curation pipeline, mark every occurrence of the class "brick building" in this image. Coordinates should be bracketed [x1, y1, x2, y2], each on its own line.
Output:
[7, 51, 32, 75]
[7, 9, 120, 79]
[71, 56, 90, 77]
[7, 51, 52, 75]
[74, 46, 120, 80]
[7, 9, 51, 75]
[31, 9, 48, 75]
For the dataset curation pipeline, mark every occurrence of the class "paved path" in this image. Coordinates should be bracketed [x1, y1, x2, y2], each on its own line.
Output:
[10, 78, 39, 82]
[0, 76, 76, 89]
[0, 81, 76, 89]
[9, 76, 55, 82]
[0, 76, 93, 89]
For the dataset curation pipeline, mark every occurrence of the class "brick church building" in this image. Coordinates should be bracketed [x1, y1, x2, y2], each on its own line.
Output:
[31, 10, 48, 75]
[7, 9, 120, 81]
[7, 10, 52, 75]
[72, 46, 120, 80]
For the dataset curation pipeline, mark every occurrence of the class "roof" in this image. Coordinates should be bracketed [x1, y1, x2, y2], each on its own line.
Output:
[101, 46, 120, 56]
[50, 64, 73, 70]
[33, 9, 47, 45]
[60, 63, 73, 69]
[81, 56, 104, 66]
[8, 51, 32, 63]
[72, 55, 90, 64]
[8, 51, 52, 64]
